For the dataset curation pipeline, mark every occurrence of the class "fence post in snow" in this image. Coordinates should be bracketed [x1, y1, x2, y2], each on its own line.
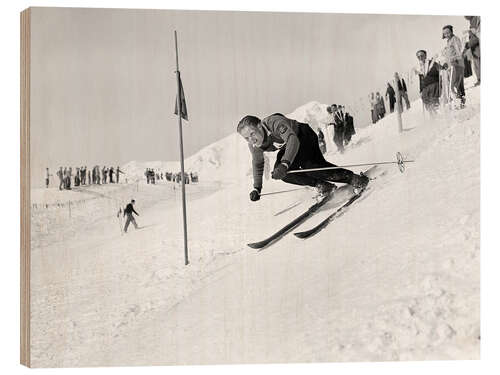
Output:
[394, 73, 403, 133]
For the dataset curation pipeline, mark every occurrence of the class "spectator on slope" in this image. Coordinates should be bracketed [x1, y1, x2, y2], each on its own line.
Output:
[343, 110, 356, 147]
[385, 82, 396, 113]
[331, 104, 345, 153]
[464, 16, 480, 86]
[369, 93, 378, 123]
[45, 168, 52, 188]
[80, 166, 86, 185]
[109, 166, 115, 183]
[57, 167, 63, 190]
[96, 165, 101, 184]
[66, 167, 72, 190]
[317, 127, 327, 154]
[236, 113, 369, 201]
[375, 92, 386, 120]
[63, 167, 68, 188]
[441, 24, 465, 107]
[413, 49, 440, 114]
[395, 72, 410, 111]
[116, 166, 124, 183]
[74, 167, 80, 187]
[102, 166, 108, 184]
[123, 199, 140, 233]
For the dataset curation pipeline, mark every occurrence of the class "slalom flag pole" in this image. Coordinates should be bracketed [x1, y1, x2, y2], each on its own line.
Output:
[174, 30, 189, 265]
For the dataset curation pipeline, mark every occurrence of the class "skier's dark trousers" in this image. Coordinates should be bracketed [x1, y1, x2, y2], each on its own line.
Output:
[275, 121, 353, 187]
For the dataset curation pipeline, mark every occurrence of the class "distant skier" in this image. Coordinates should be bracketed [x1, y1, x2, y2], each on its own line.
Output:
[237, 113, 369, 202]
[123, 199, 139, 233]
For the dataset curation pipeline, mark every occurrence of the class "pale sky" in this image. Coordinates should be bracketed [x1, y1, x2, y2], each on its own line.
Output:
[29, 7, 468, 185]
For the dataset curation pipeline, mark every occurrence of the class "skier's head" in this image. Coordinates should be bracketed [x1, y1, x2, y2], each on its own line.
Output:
[442, 25, 453, 39]
[416, 49, 427, 61]
[237, 115, 266, 148]
[131, 199, 135, 204]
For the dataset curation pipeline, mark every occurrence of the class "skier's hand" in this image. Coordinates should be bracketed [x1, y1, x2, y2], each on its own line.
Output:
[249, 187, 261, 202]
[272, 163, 288, 180]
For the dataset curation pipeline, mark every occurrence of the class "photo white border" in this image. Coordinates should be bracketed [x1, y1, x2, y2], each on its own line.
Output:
[1, 0, 497, 374]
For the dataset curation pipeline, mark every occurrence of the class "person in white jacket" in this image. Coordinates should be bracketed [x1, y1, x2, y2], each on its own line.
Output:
[442, 25, 465, 106]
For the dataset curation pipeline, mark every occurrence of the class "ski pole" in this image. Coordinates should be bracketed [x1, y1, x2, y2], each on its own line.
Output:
[260, 187, 307, 197]
[287, 152, 414, 174]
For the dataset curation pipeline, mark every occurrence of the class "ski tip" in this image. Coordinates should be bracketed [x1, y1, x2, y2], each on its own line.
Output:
[293, 232, 309, 239]
[247, 242, 262, 249]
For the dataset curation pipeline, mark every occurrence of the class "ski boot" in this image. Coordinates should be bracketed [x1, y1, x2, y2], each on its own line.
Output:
[350, 172, 369, 194]
[315, 181, 337, 200]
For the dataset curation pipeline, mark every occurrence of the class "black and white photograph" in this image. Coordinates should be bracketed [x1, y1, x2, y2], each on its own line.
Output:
[14, 2, 488, 371]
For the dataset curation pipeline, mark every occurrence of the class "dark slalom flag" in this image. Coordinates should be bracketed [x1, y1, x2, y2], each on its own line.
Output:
[174, 73, 188, 121]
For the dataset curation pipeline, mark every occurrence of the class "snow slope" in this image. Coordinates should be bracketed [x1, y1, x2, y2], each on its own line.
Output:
[29, 83, 480, 367]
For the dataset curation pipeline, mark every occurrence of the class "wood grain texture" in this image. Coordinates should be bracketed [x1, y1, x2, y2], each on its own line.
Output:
[20, 7, 31, 368]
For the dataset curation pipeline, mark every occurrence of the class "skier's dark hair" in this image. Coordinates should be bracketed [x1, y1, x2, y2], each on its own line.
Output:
[416, 49, 427, 57]
[237, 115, 261, 133]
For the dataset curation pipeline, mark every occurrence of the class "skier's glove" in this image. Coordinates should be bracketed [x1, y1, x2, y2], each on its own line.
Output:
[272, 162, 289, 180]
[249, 187, 261, 202]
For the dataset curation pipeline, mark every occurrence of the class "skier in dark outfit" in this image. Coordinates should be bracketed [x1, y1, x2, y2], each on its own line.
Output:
[237, 113, 369, 202]
[123, 199, 139, 232]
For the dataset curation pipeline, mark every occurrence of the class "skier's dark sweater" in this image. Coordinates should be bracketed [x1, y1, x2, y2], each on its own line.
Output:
[124, 203, 138, 216]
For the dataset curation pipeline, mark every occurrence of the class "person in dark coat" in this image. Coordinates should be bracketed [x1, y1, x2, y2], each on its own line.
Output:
[109, 167, 115, 183]
[331, 104, 345, 153]
[45, 168, 52, 188]
[385, 83, 396, 113]
[369, 93, 378, 123]
[395, 73, 410, 111]
[414, 50, 441, 114]
[375, 92, 386, 120]
[123, 199, 139, 232]
[116, 166, 124, 183]
[344, 111, 356, 146]
[57, 167, 63, 190]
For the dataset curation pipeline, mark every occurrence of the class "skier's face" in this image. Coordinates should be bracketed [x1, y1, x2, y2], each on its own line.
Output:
[239, 125, 265, 148]
[443, 28, 452, 39]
